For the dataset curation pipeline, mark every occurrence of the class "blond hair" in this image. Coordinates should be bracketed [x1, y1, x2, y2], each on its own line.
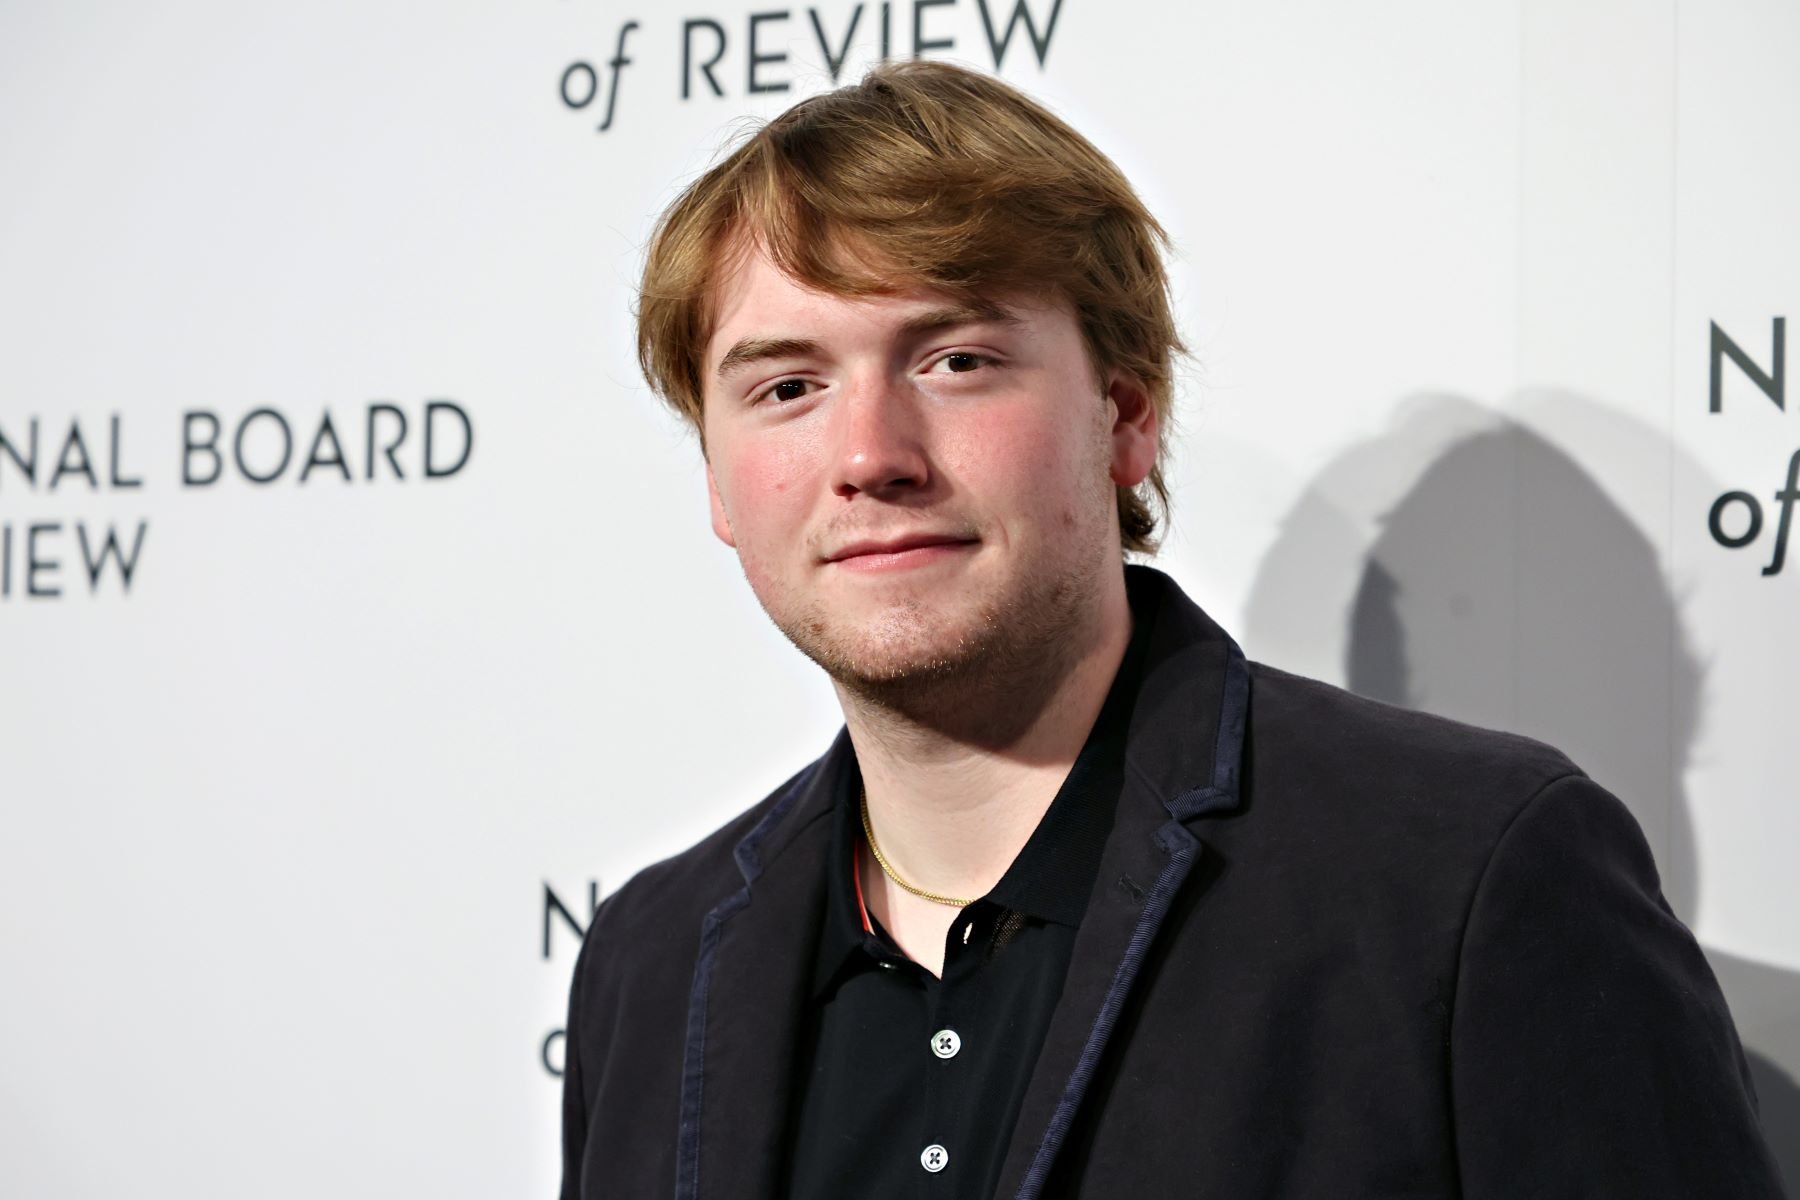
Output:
[637, 60, 1181, 553]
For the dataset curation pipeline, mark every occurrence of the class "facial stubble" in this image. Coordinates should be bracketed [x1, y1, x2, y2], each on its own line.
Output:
[778, 556, 1102, 740]
[758, 451, 1119, 739]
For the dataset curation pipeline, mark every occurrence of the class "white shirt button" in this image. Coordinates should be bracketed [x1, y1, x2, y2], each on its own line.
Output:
[920, 1143, 949, 1173]
[930, 1029, 961, 1059]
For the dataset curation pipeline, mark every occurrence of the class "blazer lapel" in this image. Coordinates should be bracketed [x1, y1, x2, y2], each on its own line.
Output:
[674, 737, 847, 1200]
[993, 568, 1252, 1200]
[672, 569, 1249, 1200]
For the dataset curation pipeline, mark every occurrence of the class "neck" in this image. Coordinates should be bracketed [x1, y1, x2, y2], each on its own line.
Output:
[835, 570, 1134, 900]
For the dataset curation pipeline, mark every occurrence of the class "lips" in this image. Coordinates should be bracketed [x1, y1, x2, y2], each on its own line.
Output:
[824, 533, 978, 564]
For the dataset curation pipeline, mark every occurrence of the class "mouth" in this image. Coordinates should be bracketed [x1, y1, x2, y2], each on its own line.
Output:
[824, 533, 980, 572]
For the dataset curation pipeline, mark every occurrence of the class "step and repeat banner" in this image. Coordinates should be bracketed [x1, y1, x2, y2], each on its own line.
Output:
[2, 1, 1795, 1195]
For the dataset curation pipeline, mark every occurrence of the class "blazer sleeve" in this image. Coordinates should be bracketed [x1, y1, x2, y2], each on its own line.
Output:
[559, 891, 614, 1200]
[1449, 772, 1784, 1198]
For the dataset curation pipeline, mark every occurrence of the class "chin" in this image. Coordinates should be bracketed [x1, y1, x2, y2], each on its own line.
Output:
[747, 538, 1108, 698]
[787, 599, 1003, 688]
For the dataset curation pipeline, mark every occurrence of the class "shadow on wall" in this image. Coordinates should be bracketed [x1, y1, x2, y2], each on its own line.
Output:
[1242, 393, 1798, 1195]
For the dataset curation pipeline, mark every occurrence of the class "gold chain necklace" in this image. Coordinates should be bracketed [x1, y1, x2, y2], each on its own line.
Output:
[859, 786, 975, 908]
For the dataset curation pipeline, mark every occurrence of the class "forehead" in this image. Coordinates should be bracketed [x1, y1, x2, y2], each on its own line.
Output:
[704, 242, 967, 360]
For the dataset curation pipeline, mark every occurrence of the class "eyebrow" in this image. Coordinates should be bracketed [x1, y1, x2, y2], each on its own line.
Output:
[711, 300, 1021, 381]
[899, 299, 1020, 336]
[714, 336, 819, 381]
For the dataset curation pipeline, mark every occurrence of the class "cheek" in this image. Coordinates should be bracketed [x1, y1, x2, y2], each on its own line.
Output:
[714, 435, 819, 545]
[944, 402, 1104, 519]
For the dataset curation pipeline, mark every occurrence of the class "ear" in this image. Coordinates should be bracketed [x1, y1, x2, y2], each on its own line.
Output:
[705, 463, 737, 548]
[1104, 371, 1158, 488]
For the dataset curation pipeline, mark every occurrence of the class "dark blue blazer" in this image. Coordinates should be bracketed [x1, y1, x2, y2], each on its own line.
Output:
[561, 566, 1783, 1198]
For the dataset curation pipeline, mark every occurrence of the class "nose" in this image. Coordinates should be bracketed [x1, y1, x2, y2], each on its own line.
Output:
[829, 374, 930, 499]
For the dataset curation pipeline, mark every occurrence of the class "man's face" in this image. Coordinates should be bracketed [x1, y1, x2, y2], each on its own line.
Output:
[699, 242, 1157, 694]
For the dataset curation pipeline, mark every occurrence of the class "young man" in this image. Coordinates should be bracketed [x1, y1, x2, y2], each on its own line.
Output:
[561, 62, 1782, 1199]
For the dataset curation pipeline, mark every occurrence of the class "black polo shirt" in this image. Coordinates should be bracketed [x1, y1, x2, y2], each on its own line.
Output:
[780, 620, 1148, 1199]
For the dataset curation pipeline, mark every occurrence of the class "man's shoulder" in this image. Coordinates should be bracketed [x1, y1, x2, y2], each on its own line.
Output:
[586, 753, 829, 949]
[1228, 661, 1635, 951]
[1243, 659, 1584, 826]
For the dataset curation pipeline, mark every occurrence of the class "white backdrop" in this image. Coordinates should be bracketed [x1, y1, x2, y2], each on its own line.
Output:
[2, 2, 1795, 1196]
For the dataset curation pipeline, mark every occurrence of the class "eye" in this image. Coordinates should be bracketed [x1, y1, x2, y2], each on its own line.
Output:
[758, 378, 814, 404]
[926, 351, 991, 375]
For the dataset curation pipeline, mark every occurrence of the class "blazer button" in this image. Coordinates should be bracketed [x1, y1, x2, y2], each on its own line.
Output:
[930, 1029, 961, 1059]
[920, 1144, 949, 1173]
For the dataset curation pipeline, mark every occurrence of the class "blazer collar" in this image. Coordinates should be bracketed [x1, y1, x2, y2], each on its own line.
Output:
[672, 730, 846, 1200]
[675, 566, 1249, 1200]
[993, 565, 1249, 1200]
